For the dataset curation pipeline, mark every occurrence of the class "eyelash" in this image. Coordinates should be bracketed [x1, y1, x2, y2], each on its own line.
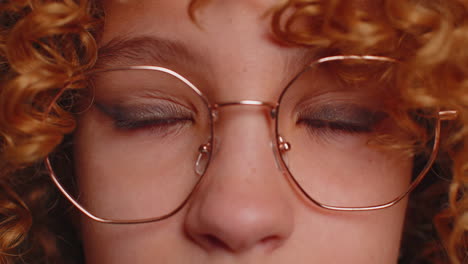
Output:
[113, 116, 194, 137]
[297, 119, 373, 137]
[115, 117, 192, 129]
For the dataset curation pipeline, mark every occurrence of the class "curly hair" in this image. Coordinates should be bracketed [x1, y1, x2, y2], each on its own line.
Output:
[0, 0, 467, 263]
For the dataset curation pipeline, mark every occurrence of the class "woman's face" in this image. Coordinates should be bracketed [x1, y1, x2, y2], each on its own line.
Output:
[73, 0, 411, 263]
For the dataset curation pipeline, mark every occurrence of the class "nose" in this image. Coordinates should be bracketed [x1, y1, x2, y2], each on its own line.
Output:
[184, 105, 294, 253]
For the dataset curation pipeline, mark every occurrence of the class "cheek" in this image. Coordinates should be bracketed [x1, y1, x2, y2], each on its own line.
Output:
[73, 106, 207, 220]
[79, 215, 191, 263]
[289, 200, 407, 263]
[74, 113, 202, 262]
[280, 129, 413, 207]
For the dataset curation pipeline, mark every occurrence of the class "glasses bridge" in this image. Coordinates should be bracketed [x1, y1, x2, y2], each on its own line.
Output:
[212, 100, 279, 119]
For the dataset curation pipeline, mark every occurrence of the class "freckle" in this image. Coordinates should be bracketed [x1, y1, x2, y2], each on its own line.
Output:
[250, 167, 257, 175]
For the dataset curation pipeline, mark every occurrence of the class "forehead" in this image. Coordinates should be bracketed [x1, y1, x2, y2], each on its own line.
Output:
[99, 0, 379, 59]
[97, 0, 381, 102]
[98, 0, 318, 99]
[100, 0, 377, 38]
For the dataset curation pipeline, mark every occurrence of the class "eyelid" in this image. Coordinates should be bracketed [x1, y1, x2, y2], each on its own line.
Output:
[95, 101, 195, 128]
[296, 104, 387, 128]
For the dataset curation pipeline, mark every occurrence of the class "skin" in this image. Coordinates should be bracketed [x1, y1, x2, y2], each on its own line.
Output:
[73, 0, 411, 263]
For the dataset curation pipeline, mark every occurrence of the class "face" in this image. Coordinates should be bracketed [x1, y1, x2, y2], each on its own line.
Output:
[72, 0, 412, 263]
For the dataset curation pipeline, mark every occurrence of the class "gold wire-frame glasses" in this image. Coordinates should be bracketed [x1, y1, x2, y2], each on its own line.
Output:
[45, 55, 459, 224]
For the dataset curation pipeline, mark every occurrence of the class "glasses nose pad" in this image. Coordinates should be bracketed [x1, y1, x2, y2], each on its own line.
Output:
[195, 143, 212, 176]
[272, 135, 291, 171]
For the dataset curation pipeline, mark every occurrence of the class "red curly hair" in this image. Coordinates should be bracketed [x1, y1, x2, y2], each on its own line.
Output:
[0, 0, 467, 263]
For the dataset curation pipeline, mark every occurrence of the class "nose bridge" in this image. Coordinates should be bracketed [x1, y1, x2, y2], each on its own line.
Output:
[210, 100, 278, 163]
[184, 100, 294, 252]
[213, 100, 278, 110]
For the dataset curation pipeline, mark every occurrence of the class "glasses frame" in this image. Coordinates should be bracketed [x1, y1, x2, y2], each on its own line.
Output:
[45, 55, 459, 224]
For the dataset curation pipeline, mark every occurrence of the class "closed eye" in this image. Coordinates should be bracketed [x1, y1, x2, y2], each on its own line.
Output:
[298, 119, 373, 134]
[296, 104, 387, 136]
[95, 102, 195, 136]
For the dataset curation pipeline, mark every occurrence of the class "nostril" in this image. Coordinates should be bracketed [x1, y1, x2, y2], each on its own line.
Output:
[260, 235, 283, 251]
[260, 235, 277, 244]
[200, 234, 283, 252]
[203, 234, 230, 250]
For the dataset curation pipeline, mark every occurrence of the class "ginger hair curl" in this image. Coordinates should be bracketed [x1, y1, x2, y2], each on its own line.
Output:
[0, 0, 100, 262]
[1, 0, 467, 263]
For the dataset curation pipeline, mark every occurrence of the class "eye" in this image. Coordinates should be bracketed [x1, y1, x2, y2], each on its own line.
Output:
[298, 119, 373, 134]
[95, 101, 195, 136]
[296, 104, 387, 136]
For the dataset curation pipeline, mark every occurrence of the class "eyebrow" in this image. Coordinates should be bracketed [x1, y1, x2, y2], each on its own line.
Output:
[96, 34, 316, 94]
[96, 35, 196, 68]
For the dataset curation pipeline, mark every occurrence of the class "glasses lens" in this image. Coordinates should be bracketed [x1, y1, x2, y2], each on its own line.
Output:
[277, 58, 436, 208]
[54, 67, 212, 221]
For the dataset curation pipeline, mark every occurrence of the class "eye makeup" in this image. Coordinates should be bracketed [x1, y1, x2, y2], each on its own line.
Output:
[95, 101, 194, 131]
[296, 104, 387, 134]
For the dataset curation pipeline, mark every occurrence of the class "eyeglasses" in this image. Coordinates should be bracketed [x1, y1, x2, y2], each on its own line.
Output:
[45, 55, 458, 224]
